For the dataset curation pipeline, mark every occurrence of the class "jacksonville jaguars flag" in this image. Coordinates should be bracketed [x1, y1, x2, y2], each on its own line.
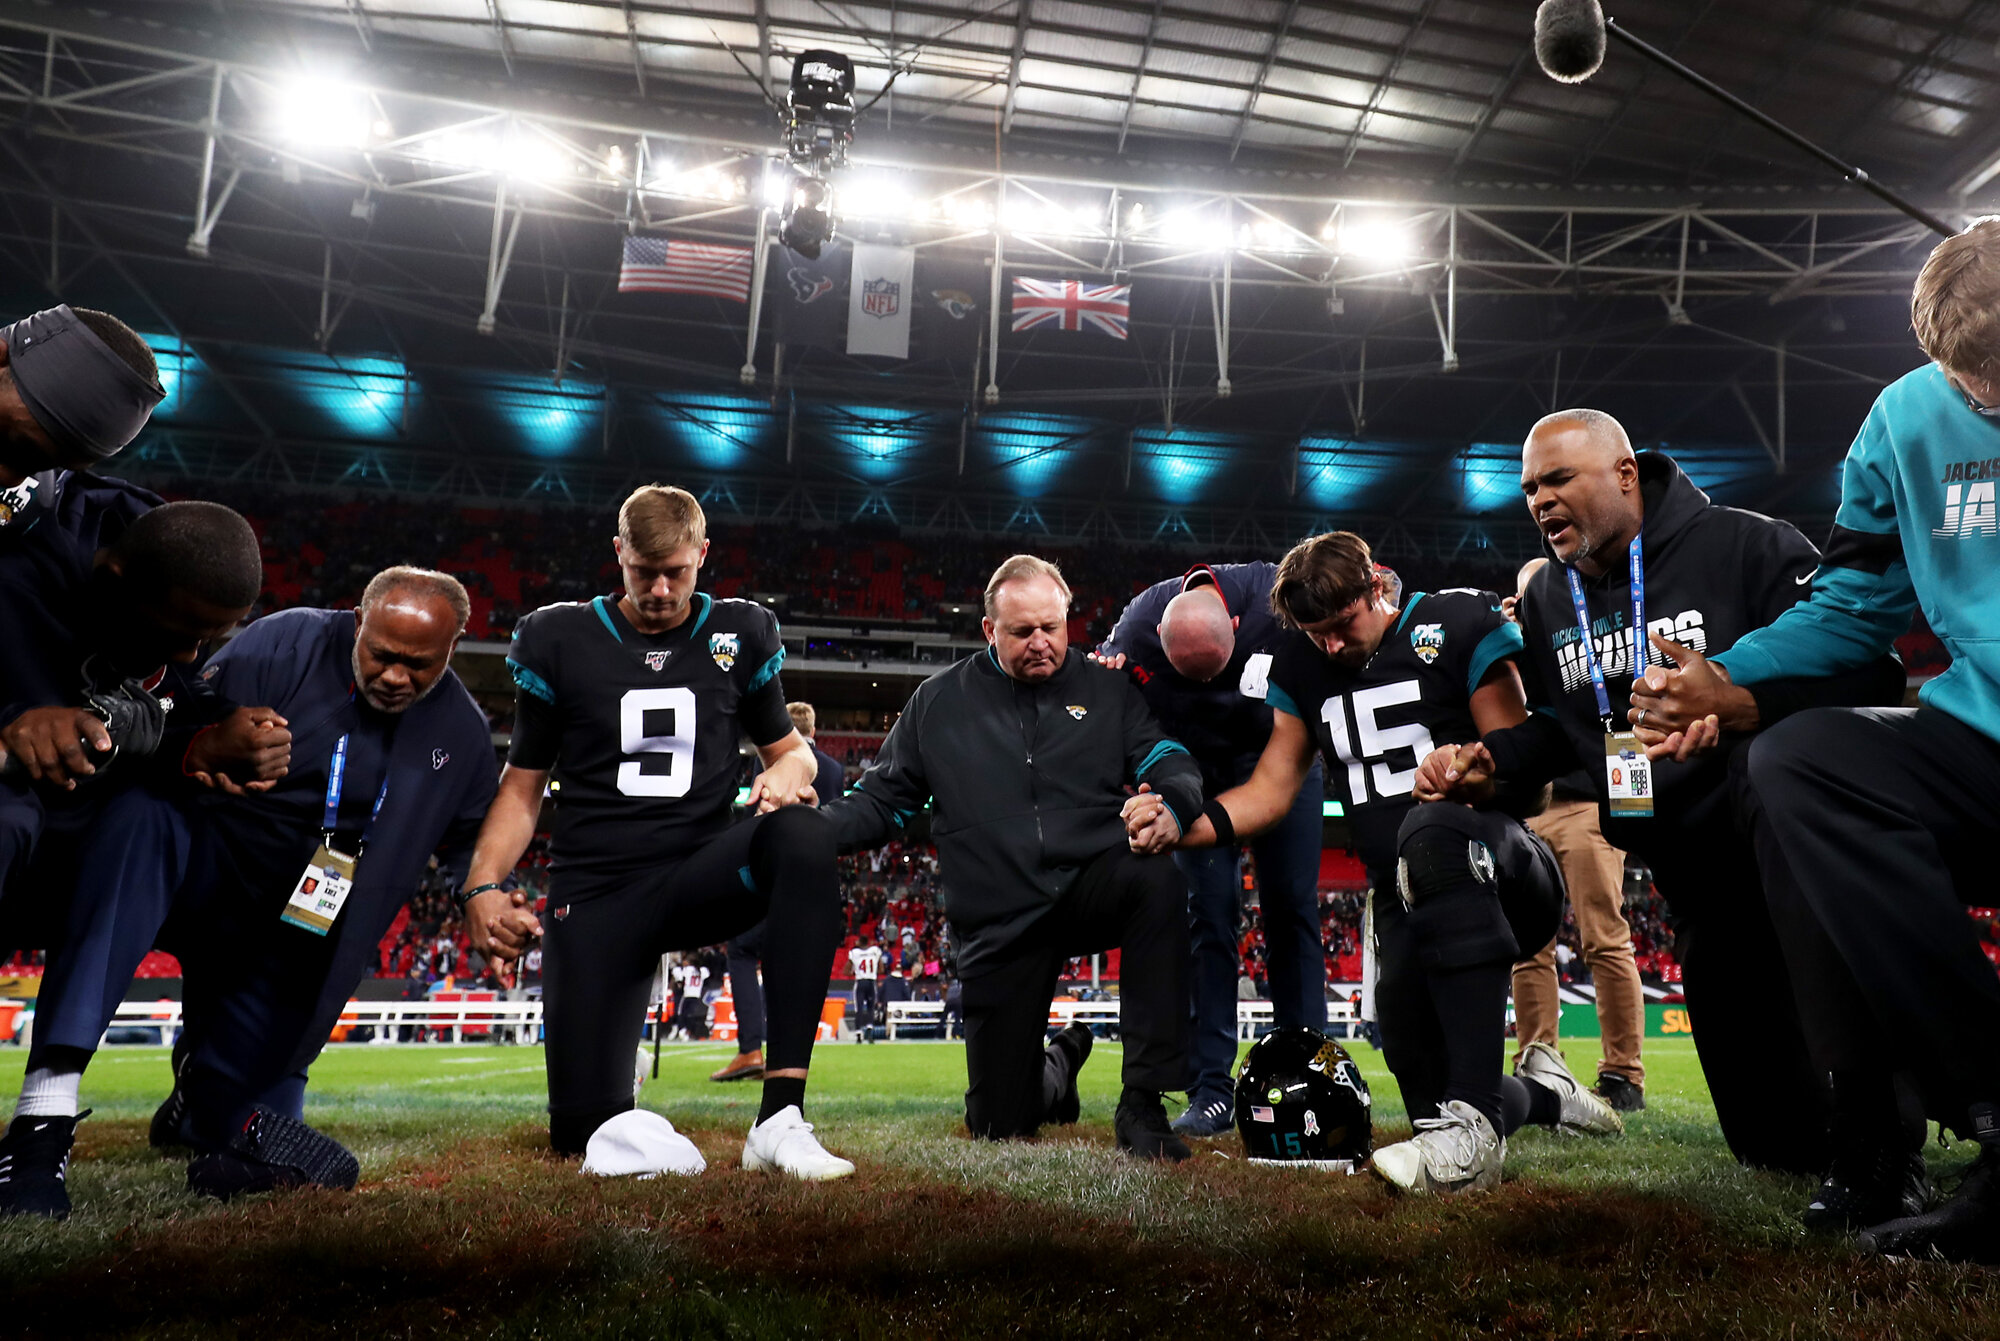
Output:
[772, 239, 848, 351]
[911, 257, 983, 362]
[847, 243, 915, 359]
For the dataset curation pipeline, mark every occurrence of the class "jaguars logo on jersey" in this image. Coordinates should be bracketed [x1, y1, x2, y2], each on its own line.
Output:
[1411, 621, 1445, 664]
[710, 632, 740, 672]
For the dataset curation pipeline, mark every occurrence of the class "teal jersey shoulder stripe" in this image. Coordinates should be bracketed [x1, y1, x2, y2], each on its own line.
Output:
[1138, 739, 1191, 775]
[1266, 680, 1303, 720]
[1393, 592, 1427, 635]
[687, 593, 713, 639]
[591, 596, 622, 644]
[1466, 620, 1526, 697]
[508, 659, 555, 704]
[748, 645, 786, 691]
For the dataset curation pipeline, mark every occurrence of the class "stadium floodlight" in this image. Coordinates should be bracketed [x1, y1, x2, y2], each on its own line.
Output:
[780, 175, 837, 258]
[1157, 210, 1233, 252]
[271, 77, 377, 151]
[1338, 217, 1416, 263]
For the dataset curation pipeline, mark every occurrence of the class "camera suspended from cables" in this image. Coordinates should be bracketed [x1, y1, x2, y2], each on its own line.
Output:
[775, 49, 854, 259]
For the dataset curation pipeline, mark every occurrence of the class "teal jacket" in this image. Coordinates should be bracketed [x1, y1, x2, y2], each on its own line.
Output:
[1714, 363, 2000, 742]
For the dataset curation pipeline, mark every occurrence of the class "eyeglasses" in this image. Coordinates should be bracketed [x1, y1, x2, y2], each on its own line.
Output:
[1951, 377, 2000, 418]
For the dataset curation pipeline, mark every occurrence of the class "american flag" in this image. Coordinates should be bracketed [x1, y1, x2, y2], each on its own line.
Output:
[618, 236, 754, 302]
[1010, 277, 1131, 339]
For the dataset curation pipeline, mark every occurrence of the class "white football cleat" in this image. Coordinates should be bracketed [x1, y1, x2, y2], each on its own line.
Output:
[1371, 1100, 1504, 1196]
[742, 1105, 855, 1181]
[581, 1110, 706, 1178]
[1516, 1041, 1624, 1137]
[634, 1044, 652, 1100]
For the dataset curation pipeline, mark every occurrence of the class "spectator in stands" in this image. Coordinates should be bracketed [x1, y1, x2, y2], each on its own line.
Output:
[713, 700, 846, 1083]
[0, 567, 495, 1219]
[826, 555, 1203, 1160]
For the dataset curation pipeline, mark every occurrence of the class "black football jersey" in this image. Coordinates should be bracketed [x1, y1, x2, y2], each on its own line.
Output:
[1266, 589, 1523, 886]
[507, 592, 793, 880]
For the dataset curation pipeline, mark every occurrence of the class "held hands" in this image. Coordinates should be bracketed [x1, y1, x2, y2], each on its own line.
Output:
[1086, 650, 1129, 671]
[464, 887, 542, 962]
[186, 707, 292, 795]
[1628, 633, 1744, 763]
[749, 751, 819, 813]
[0, 706, 114, 789]
[1121, 782, 1181, 854]
[1412, 742, 1496, 804]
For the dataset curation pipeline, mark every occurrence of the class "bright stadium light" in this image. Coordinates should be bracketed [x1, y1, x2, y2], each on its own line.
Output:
[271, 77, 376, 150]
[1338, 217, 1416, 263]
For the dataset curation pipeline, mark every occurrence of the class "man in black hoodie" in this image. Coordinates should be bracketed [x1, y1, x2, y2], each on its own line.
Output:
[826, 555, 1204, 1159]
[1420, 409, 1902, 1174]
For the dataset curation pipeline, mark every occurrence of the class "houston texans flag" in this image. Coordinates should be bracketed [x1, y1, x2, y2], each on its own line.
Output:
[1010, 277, 1131, 339]
[618, 236, 754, 302]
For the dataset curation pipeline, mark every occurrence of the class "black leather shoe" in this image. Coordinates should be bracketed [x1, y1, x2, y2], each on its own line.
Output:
[1859, 1140, 2000, 1263]
[187, 1107, 359, 1202]
[0, 1111, 87, 1220]
[1594, 1074, 1646, 1113]
[1803, 1148, 1929, 1234]
[1114, 1087, 1190, 1163]
[1042, 1024, 1094, 1126]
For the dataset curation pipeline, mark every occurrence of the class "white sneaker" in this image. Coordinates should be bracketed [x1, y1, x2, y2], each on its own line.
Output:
[1515, 1041, 1624, 1137]
[742, 1105, 855, 1181]
[633, 1044, 651, 1100]
[1371, 1100, 1505, 1196]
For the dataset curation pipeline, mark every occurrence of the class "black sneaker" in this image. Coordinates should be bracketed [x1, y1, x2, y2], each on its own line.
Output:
[0, 1111, 87, 1220]
[1042, 1024, 1094, 1126]
[1804, 1153, 1929, 1234]
[1114, 1087, 1191, 1163]
[1594, 1074, 1646, 1112]
[1170, 1091, 1235, 1138]
[1859, 1131, 2000, 1264]
[149, 1085, 191, 1153]
[186, 1107, 359, 1202]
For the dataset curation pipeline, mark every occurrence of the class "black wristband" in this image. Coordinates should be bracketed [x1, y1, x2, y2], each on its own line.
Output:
[1200, 798, 1236, 849]
[454, 882, 504, 910]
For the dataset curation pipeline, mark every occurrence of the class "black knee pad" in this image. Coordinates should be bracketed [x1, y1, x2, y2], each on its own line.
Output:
[1395, 811, 1518, 971]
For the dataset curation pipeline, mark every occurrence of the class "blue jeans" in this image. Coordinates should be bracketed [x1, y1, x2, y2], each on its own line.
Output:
[1176, 760, 1326, 1101]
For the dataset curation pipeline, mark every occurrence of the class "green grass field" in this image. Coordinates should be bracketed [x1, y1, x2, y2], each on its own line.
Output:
[2, 1035, 1998, 1339]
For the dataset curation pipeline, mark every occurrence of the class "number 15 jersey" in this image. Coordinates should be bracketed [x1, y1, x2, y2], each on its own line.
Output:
[506, 592, 793, 882]
[1265, 589, 1523, 887]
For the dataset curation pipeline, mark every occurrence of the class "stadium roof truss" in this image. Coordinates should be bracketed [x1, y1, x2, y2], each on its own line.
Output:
[0, 1, 1994, 549]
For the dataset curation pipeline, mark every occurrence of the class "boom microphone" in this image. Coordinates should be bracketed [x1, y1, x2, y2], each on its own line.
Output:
[1529, 0, 1954, 237]
[1533, 0, 1606, 84]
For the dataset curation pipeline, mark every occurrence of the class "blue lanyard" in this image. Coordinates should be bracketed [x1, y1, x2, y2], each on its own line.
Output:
[1564, 534, 1649, 731]
[322, 733, 391, 849]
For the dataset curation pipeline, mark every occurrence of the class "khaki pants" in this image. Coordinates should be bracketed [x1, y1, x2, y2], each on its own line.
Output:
[1512, 798, 1645, 1086]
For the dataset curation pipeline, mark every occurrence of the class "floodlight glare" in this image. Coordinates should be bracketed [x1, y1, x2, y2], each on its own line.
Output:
[1339, 218, 1415, 263]
[272, 77, 375, 150]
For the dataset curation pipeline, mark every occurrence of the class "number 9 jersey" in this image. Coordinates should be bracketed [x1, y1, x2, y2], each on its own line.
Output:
[1264, 588, 1523, 889]
[505, 593, 794, 884]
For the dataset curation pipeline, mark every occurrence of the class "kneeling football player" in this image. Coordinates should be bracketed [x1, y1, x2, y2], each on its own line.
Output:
[1151, 532, 1621, 1195]
[462, 485, 851, 1180]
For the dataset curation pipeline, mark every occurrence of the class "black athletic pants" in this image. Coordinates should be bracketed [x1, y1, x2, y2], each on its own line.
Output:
[1608, 755, 1834, 1177]
[726, 920, 766, 1054]
[961, 846, 1190, 1139]
[1374, 804, 1563, 1131]
[541, 806, 840, 1151]
[1747, 707, 2000, 1133]
[852, 978, 878, 1032]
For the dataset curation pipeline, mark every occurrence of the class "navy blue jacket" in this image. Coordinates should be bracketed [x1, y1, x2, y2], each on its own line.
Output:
[194, 608, 497, 1036]
[811, 743, 846, 804]
[1099, 562, 1291, 795]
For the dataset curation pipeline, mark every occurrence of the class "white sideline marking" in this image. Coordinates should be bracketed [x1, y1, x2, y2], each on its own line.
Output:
[395, 1064, 546, 1087]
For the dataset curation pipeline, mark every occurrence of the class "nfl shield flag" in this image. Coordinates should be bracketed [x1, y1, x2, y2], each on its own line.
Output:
[847, 243, 915, 359]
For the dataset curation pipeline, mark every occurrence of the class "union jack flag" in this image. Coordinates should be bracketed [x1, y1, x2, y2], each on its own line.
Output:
[1010, 277, 1130, 339]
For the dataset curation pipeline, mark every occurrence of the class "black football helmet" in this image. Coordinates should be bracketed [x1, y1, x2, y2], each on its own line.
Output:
[1234, 1027, 1373, 1166]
